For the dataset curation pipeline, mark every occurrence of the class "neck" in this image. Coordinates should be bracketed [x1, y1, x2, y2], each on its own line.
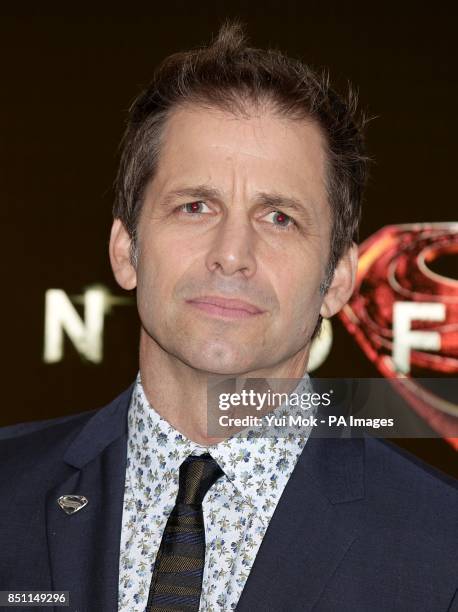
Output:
[139, 330, 310, 446]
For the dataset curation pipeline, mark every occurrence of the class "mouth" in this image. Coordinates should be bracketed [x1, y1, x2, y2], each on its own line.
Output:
[186, 295, 265, 319]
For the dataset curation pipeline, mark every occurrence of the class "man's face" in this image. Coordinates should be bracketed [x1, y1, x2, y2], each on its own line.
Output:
[118, 104, 338, 375]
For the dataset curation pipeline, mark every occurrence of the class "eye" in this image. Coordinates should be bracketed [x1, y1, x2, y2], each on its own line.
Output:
[180, 201, 211, 214]
[264, 210, 295, 230]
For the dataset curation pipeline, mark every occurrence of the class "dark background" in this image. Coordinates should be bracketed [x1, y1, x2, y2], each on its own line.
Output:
[1, 3, 456, 476]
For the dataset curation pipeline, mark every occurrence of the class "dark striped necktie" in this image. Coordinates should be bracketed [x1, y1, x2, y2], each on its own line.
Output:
[146, 453, 224, 612]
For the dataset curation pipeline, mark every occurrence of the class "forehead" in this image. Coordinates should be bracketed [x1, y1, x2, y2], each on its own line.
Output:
[152, 104, 329, 204]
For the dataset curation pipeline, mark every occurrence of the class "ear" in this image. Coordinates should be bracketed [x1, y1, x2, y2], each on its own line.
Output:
[109, 218, 137, 290]
[320, 242, 358, 318]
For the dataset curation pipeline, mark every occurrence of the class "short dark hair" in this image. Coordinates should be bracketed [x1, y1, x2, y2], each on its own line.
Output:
[113, 21, 370, 334]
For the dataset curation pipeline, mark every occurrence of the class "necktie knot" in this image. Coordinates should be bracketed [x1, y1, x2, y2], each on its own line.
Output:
[176, 453, 224, 505]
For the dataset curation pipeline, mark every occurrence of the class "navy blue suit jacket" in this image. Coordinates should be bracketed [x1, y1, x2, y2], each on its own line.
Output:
[0, 383, 457, 612]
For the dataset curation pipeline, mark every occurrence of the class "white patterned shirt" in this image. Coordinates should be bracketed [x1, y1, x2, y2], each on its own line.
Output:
[118, 371, 314, 611]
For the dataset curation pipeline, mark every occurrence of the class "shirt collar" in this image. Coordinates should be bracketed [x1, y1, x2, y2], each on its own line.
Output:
[127, 371, 314, 523]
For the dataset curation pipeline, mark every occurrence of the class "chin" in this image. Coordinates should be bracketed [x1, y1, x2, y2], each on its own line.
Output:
[181, 341, 256, 375]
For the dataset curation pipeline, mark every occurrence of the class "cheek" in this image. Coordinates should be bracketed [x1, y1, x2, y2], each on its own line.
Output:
[136, 238, 196, 311]
[270, 259, 322, 326]
[136, 246, 170, 310]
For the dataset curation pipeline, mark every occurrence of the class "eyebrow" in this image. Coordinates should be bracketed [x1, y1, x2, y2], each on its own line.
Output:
[161, 185, 314, 224]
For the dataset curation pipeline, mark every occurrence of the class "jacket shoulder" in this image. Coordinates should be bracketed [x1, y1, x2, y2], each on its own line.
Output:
[0, 384, 133, 475]
[0, 408, 97, 441]
[367, 437, 458, 493]
[365, 436, 458, 537]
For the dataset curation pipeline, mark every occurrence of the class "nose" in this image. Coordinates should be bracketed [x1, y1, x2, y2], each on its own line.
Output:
[205, 211, 257, 278]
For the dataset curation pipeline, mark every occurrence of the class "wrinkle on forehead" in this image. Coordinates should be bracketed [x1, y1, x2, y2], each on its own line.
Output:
[151, 104, 329, 218]
[209, 143, 275, 161]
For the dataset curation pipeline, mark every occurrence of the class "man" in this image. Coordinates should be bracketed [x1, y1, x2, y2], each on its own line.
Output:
[0, 22, 457, 612]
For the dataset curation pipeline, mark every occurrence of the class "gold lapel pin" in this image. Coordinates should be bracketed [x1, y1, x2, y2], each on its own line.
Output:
[57, 495, 88, 515]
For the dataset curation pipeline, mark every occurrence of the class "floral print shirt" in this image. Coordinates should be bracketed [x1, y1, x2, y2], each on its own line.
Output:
[118, 371, 314, 611]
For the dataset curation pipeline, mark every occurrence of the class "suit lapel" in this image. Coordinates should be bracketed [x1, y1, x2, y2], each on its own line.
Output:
[236, 437, 365, 612]
[46, 384, 134, 612]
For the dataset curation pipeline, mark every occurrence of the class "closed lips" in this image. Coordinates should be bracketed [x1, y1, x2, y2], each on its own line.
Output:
[187, 296, 263, 314]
